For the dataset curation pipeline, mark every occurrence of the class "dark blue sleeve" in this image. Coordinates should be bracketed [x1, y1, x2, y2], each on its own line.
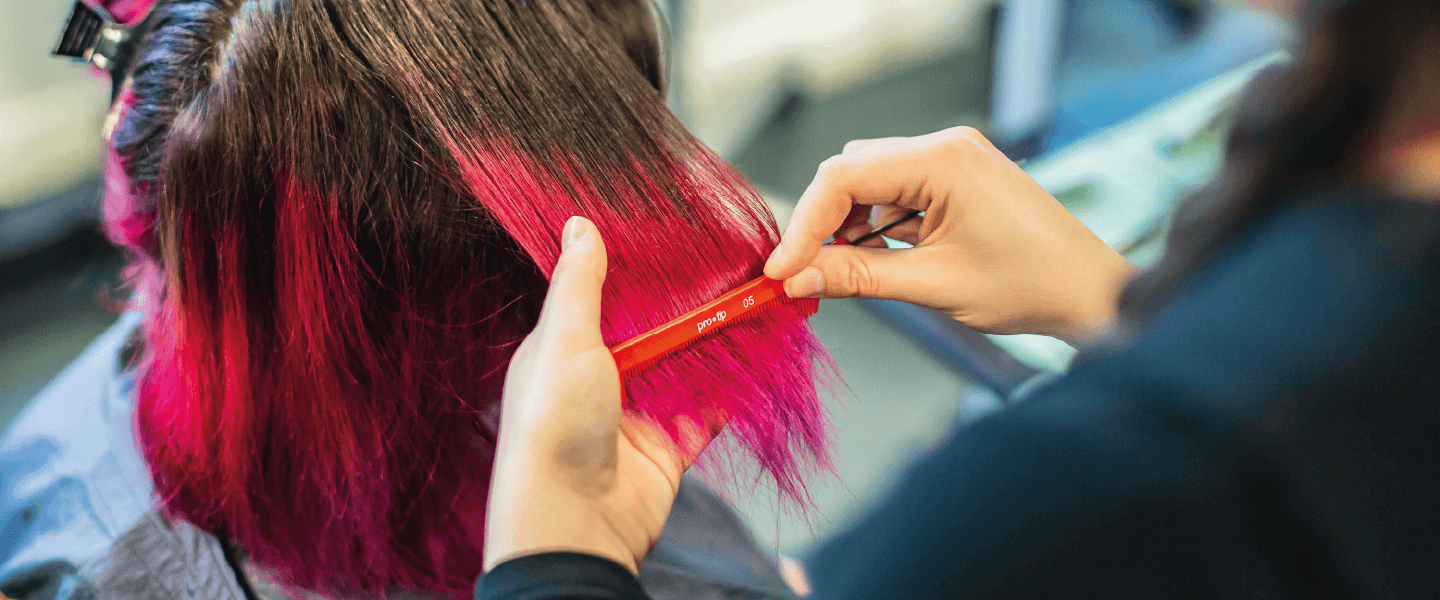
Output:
[476, 553, 651, 600]
[802, 197, 1440, 599]
[802, 376, 1314, 599]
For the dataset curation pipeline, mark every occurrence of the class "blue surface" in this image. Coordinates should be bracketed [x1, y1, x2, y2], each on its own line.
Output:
[0, 313, 151, 598]
[1043, 0, 1285, 153]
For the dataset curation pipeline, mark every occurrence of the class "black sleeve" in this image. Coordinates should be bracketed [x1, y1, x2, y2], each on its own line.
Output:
[802, 374, 1311, 600]
[800, 197, 1440, 599]
[476, 552, 651, 600]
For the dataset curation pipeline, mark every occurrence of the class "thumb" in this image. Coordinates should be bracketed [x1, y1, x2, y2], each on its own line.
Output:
[536, 216, 608, 348]
[782, 244, 951, 304]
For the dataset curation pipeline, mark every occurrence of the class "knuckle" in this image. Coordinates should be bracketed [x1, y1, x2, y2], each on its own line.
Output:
[946, 125, 981, 138]
[510, 335, 539, 365]
[936, 127, 981, 158]
[815, 155, 848, 181]
[549, 259, 596, 293]
[549, 259, 573, 282]
[553, 324, 594, 350]
[940, 137, 975, 159]
[843, 253, 882, 298]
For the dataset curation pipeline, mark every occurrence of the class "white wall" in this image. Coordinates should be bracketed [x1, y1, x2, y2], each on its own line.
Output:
[0, 0, 109, 211]
[671, 0, 997, 157]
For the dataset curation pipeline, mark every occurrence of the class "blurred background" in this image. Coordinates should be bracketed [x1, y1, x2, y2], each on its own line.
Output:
[0, 0, 1288, 555]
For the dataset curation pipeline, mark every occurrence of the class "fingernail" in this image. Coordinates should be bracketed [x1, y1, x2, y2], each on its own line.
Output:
[789, 267, 825, 298]
[766, 243, 783, 266]
[763, 243, 786, 279]
[563, 216, 587, 249]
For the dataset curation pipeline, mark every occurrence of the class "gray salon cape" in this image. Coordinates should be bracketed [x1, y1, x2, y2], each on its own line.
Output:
[0, 313, 796, 600]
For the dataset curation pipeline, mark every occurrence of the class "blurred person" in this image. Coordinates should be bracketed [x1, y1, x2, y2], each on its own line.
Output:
[479, 0, 1440, 597]
[0, 0, 838, 599]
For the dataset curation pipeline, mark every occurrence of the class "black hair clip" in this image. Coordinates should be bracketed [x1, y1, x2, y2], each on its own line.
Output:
[53, 1, 138, 99]
[54, 1, 131, 70]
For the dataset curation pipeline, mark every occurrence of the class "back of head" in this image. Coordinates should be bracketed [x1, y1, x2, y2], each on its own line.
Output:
[105, 0, 833, 596]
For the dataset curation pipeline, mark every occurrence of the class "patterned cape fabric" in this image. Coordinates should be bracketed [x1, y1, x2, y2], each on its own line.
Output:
[0, 314, 797, 600]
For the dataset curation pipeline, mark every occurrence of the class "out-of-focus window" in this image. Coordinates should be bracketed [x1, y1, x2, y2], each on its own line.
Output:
[0, 0, 110, 261]
[666, 0, 998, 159]
[0, 1, 117, 431]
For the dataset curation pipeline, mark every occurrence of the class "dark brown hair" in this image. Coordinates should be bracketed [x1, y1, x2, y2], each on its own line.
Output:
[103, 1, 834, 597]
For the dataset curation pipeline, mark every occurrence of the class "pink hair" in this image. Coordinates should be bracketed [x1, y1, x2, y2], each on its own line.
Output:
[109, 1, 836, 597]
[454, 142, 835, 493]
[89, 0, 158, 24]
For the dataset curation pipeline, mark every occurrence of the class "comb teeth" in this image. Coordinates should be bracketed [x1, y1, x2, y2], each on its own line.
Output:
[610, 276, 819, 379]
[614, 295, 818, 379]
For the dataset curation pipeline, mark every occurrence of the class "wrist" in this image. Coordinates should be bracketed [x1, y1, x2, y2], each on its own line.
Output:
[484, 461, 640, 575]
[1053, 254, 1136, 346]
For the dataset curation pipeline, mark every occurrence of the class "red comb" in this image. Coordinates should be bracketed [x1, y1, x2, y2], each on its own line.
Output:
[610, 275, 819, 377]
[608, 210, 922, 380]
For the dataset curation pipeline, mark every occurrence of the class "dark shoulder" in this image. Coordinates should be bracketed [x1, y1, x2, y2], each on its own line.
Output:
[809, 374, 1308, 598]
[809, 194, 1440, 599]
[1082, 193, 1440, 419]
[1027, 193, 1440, 596]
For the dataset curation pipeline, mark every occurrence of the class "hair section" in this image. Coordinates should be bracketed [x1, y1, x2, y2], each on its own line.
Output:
[108, 0, 834, 597]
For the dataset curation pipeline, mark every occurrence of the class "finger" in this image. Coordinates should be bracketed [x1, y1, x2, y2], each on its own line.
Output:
[537, 216, 609, 349]
[765, 144, 938, 279]
[834, 205, 886, 248]
[619, 419, 688, 484]
[926, 125, 1006, 159]
[782, 244, 956, 305]
[841, 136, 904, 154]
[779, 555, 812, 597]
